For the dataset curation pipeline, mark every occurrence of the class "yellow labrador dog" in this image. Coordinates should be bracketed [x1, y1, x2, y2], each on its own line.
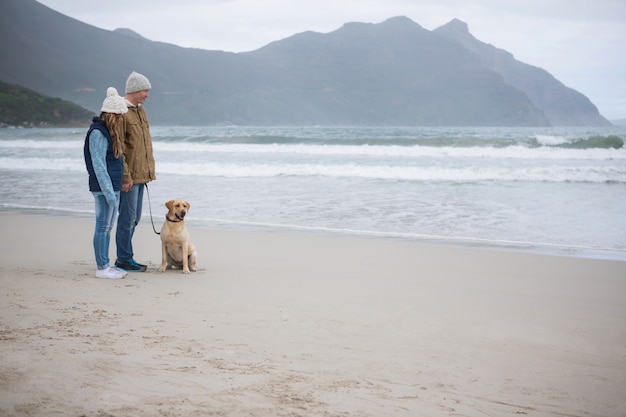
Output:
[158, 199, 197, 274]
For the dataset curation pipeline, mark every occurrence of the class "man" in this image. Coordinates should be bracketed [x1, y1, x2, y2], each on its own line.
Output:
[115, 71, 156, 272]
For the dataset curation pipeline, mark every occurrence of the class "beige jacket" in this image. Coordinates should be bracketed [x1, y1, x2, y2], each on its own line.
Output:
[121, 104, 156, 184]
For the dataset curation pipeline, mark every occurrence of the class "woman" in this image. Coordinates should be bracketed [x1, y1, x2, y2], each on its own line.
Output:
[84, 87, 129, 279]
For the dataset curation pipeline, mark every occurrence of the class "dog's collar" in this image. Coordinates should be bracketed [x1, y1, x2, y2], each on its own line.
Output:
[165, 215, 183, 223]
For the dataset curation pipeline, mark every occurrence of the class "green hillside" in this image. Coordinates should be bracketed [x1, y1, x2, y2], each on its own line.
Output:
[0, 80, 94, 127]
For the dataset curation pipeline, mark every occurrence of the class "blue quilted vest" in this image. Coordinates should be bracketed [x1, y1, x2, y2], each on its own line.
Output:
[84, 117, 123, 192]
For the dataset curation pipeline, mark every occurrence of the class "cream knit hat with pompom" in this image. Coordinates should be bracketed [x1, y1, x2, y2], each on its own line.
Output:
[100, 87, 128, 114]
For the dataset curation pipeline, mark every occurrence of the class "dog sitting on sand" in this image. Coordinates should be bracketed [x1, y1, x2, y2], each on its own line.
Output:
[158, 199, 198, 274]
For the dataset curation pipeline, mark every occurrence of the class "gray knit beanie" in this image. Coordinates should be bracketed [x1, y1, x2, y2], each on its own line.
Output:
[125, 71, 151, 94]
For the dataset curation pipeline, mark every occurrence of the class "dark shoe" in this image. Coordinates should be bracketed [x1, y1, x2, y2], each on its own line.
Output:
[115, 259, 147, 272]
[131, 260, 148, 269]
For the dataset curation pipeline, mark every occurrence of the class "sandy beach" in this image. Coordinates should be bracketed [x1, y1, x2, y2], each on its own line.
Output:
[1, 211, 625, 417]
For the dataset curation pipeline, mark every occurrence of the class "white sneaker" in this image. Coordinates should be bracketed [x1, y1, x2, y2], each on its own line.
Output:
[95, 266, 127, 279]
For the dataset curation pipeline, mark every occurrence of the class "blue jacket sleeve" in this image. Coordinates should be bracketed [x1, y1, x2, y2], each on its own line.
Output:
[88, 129, 117, 206]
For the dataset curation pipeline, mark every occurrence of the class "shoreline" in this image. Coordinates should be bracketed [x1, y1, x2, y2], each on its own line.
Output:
[4, 205, 626, 262]
[1, 211, 625, 416]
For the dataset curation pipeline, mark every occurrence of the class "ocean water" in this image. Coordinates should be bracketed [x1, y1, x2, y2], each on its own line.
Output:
[1, 125, 625, 260]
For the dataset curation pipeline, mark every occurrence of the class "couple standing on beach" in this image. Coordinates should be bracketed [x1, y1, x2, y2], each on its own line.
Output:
[83, 71, 156, 279]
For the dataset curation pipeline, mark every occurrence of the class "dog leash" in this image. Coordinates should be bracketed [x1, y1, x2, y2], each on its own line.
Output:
[145, 183, 161, 235]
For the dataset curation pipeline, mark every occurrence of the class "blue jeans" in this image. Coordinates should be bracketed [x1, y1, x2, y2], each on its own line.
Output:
[92, 191, 120, 269]
[116, 183, 145, 262]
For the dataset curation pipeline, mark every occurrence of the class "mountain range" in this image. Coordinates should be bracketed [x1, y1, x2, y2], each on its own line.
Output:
[0, 0, 611, 127]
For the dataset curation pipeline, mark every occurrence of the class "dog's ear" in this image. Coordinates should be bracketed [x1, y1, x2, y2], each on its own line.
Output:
[165, 200, 174, 210]
[185, 201, 191, 210]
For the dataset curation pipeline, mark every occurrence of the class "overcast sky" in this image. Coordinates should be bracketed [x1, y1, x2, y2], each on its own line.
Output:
[38, 0, 626, 120]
